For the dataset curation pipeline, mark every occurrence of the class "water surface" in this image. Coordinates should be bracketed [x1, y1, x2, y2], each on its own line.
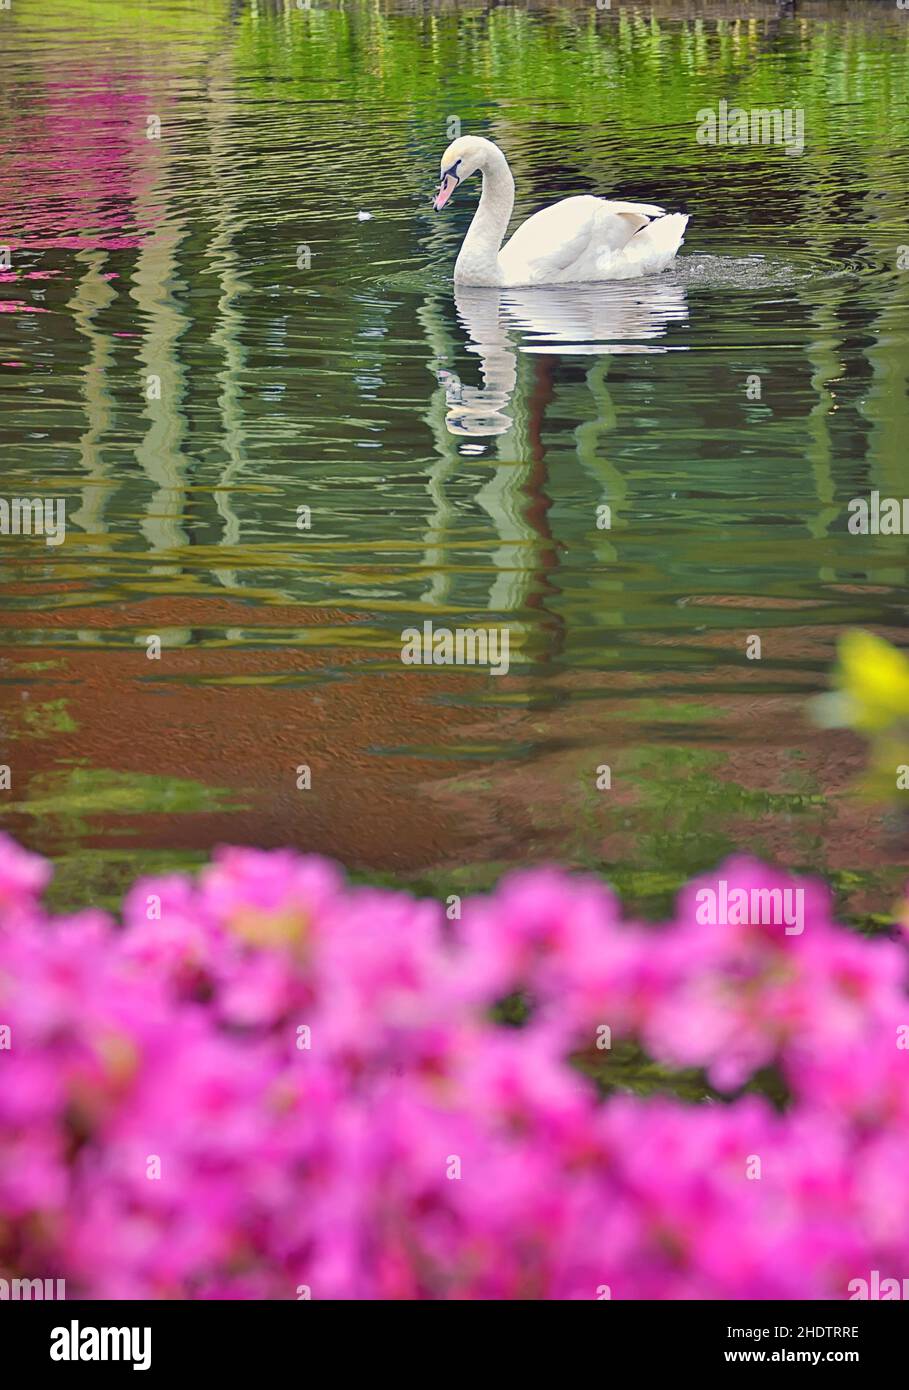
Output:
[1, 0, 908, 915]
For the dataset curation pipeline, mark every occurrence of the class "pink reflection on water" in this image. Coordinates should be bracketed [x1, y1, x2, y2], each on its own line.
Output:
[3, 61, 163, 251]
[0, 271, 61, 282]
[4, 237, 143, 251]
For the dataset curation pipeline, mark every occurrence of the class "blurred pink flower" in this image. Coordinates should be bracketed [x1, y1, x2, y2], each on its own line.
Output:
[0, 839, 907, 1299]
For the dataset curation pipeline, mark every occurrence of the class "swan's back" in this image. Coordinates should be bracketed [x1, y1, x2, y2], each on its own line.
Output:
[498, 193, 686, 287]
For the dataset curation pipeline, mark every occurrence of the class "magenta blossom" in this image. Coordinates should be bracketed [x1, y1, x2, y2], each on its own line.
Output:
[1, 839, 907, 1299]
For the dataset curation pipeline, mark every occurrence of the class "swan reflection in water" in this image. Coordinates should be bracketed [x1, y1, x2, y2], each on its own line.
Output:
[413, 275, 690, 639]
[440, 278, 689, 437]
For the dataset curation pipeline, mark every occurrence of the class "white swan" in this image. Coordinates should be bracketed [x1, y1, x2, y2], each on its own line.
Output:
[432, 136, 689, 288]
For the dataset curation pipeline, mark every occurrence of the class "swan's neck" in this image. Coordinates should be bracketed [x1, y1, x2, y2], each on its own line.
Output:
[454, 150, 514, 286]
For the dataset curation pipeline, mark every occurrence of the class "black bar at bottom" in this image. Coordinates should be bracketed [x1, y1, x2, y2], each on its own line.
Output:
[3, 1298, 905, 1375]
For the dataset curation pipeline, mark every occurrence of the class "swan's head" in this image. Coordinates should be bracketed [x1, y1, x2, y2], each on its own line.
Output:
[432, 136, 498, 211]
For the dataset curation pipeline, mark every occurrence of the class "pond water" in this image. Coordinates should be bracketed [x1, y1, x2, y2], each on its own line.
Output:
[1, 0, 907, 916]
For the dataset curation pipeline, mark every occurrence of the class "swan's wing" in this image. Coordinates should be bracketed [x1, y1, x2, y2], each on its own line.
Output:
[601, 198, 666, 220]
[499, 197, 602, 280]
[622, 213, 690, 273]
[499, 195, 664, 284]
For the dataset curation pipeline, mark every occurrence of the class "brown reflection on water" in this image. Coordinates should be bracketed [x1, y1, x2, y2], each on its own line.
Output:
[1, 594, 535, 880]
[4, 593, 906, 920]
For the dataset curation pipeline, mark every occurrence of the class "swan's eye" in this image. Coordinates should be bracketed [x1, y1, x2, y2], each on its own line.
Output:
[441, 160, 461, 184]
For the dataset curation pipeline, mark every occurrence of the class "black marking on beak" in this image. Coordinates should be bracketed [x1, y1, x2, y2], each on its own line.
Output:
[435, 159, 462, 198]
[433, 159, 463, 211]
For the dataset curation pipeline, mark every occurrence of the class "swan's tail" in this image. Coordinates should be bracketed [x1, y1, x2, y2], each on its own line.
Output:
[628, 212, 689, 272]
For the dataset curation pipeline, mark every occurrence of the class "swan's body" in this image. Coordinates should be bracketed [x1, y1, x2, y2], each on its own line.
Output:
[432, 136, 689, 288]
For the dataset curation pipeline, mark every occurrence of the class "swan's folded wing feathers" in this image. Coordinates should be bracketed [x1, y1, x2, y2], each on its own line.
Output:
[599, 208, 651, 247]
[498, 197, 600, 281]
[499, 195, 660, 283]
[602, 198, 666, 219]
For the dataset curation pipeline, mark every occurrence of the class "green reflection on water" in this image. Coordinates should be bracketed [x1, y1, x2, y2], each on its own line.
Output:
[0, 1, 907, 912]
